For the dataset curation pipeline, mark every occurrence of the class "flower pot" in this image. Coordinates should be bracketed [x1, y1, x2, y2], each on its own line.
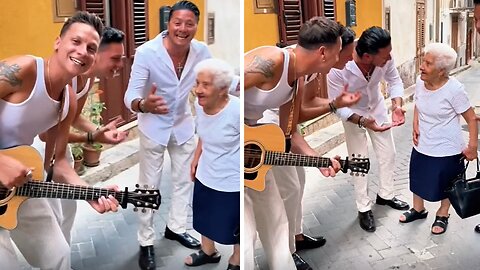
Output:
[74, 156, 86, 175]
[82, 143, 103, 167]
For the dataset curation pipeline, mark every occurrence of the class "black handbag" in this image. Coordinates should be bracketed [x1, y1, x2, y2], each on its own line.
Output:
[446, 159, 480, 219]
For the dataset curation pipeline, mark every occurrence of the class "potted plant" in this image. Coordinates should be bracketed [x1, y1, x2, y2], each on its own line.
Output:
[71, 143, 86, 175]
[82, 88, 105, 167]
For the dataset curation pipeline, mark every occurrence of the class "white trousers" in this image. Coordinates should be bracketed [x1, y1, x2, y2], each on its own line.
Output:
[244, 169, 296, 270]
[273, 166, 305, 253]
[137, 132, 195, 246]
[343, 121, 396, 212]
[0, 137, 76, 270]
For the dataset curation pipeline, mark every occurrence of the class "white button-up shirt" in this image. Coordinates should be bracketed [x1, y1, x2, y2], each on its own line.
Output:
[327, 59, 404, 125]
[124, 31, 211, 146]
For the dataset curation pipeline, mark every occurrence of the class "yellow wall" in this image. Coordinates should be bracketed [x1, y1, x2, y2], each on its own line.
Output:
[335, 0, 383, 36]
[0, 0, 63, 59]
[147, 0, 205, 41]
[244, 1, 279, 52]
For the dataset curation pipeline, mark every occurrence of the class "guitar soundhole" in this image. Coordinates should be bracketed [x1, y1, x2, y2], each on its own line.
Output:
[0, 187, 8, 215]
[244, 143, 262, 169]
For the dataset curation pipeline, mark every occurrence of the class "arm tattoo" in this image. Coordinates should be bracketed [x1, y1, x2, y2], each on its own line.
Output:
[245, 55, 275, 78]
[0, 61, 22, 87]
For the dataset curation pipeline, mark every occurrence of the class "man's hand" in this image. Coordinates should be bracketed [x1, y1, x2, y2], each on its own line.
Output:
[88, 184, 120, 213]
[319, 156, 341, 177]
[190, 162, 197, 181]
[334, 85, 362, 108]
[0, 155, 32, 189]
[392, 107, 406, 127]
[93, 117, 129, 145]
[143, 83, 169, 114]
[363, 117, 392, 132]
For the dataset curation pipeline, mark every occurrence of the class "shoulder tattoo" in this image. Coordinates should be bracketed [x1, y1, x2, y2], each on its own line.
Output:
[0, 61, 22, 87]
[245, 55, 275, 78]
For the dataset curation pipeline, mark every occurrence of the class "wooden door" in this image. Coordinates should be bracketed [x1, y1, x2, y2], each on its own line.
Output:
[415, 0, 426, 74]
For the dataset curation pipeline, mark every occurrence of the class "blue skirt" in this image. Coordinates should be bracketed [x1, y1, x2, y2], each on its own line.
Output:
[193, 179, 240, 245]
[409, 148, 464, 202]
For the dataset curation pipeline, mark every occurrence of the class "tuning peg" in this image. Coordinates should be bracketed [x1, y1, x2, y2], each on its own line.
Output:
[141, 208, 147, 213]
[133, 207, 138, 212]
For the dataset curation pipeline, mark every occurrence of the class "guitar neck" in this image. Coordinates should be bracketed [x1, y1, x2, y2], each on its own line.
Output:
[15, 181, 123, 201]
[265, 151, 345, 168]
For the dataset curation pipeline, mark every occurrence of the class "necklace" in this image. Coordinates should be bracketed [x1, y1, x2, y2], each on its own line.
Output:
[175, 53, 188, 78]
[357, 63, 374, 81]
[47, 59, 53, 92]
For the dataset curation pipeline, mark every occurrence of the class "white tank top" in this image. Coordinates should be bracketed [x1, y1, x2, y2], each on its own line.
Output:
[72, 76, 91, 99]
[0, 56, 69, 149]
[244, 48, 294, 125]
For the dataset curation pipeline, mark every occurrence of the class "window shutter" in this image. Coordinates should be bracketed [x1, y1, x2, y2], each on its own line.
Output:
[323, 0, 336, 20]
[132, 0, 147, 48]
[277, 0, 303, 47]
[78, 0, 106, 22]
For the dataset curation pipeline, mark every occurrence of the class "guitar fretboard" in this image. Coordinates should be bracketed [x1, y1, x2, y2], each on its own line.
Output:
[264, 151, 346, 168]
[4, 181, 124, 201]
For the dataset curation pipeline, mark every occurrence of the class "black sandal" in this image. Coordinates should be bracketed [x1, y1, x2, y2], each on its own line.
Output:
[431, 215, 449, 235]
[475, 224, 480, 233]
[227, 263, 240, 270]
[399, 208, 428, 223]
[185, 249, 221, 266]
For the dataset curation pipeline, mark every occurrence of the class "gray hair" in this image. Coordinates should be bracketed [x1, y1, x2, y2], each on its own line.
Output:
[423, 43, 457, 73]
[194, 58, 234, 90]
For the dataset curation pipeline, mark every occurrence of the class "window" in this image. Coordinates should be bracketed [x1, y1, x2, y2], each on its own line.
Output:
[207, 13, 215, 45]
[345, 0, 357, 27]
[385, 7, 391, 32]
[52, 0, 76, 22]
[277, 0, 303, 47]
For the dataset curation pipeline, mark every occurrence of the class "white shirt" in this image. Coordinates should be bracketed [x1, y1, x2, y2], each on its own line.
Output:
[194, 96, 240, 192]
[327, 59, 404, 125]
[413, 76, 471, 157]
[124, 31, 211, 146]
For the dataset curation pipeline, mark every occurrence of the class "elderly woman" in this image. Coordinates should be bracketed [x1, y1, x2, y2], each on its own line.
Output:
[399, 43, 477, 234]
[185, 58, 240, 270]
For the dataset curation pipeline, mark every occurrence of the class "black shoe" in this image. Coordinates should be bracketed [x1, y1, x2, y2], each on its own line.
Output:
[165, 226, 201, 249]
[138, 245, 156, 270]
[376, 195, 410, 210]
[475, 224, 480, 233]
[295, 234, 326, 251]
[292, 253, 312, 270]
[358, 210, 376, 232]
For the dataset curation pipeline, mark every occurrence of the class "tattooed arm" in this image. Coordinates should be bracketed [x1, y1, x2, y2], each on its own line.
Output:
[244, 47, 283, 90]
[0, 56, 36, 101]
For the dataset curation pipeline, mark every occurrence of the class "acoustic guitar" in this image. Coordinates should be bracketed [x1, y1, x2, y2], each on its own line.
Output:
[0, 145, 160, 230]
[245, 124, 370, 191]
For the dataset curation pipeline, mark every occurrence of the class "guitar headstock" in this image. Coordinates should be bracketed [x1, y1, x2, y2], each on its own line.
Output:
[122, 185, 161, 210]
[345, 154, 370, 176]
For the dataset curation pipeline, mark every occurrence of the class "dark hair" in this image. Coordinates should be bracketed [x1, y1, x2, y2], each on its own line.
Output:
[298, 17, 342, 50]
[59, 11, 103, 38]
[355, 26, 391, 57]
[169, 1, 200, 22]
[99, 27, 125, 50]
[340, 26, 356, 48]
[475, 0, 480, 5]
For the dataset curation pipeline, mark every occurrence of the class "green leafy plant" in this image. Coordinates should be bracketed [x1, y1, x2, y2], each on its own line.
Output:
[71, 143, 83, 160]
[83, 88, 106, 151]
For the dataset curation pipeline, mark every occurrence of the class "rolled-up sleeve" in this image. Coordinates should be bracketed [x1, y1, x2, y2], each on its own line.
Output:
[124, 49, 150, 112]
[327, 69, 353, 121]
[384, 59, 404, 99]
